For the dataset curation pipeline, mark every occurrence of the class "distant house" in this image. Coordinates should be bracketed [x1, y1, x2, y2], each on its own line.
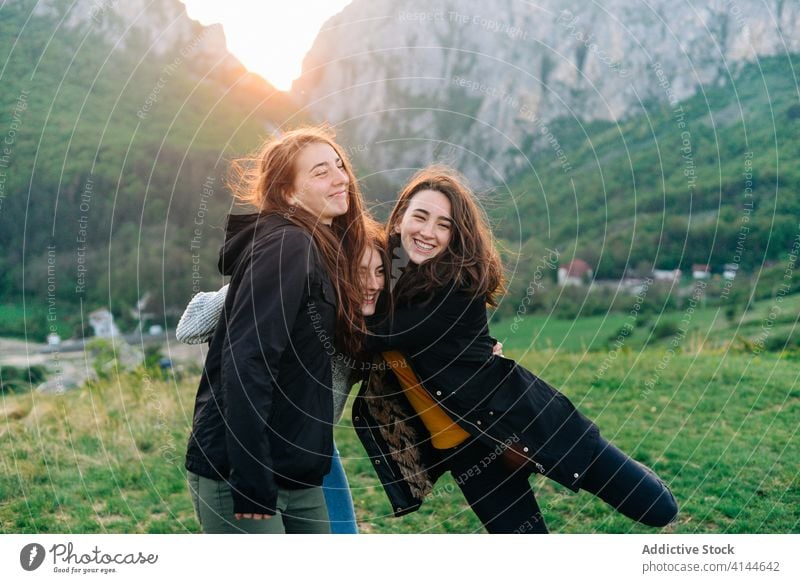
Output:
[89, 308, 120, 338]
[692, 264, 711, 280]
[558, 259, 593, 286]
[723, 263, 739, 280]
[622, 277, 649, 295]
[652, 268, 682, 282]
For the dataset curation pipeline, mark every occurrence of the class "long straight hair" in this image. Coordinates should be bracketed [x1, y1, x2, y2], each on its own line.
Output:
[228, 126, 368, 354]
[386, 165, 505, 307]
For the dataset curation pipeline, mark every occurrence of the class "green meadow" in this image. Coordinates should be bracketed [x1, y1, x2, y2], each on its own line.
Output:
[490, 292, 800, 354]
[1, 346, 797, 534]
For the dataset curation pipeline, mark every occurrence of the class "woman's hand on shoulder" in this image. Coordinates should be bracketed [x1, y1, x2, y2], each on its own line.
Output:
[492, 341, 504, 356]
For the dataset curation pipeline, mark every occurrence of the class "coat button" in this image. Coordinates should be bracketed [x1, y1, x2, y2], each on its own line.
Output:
[523, 446, 529, 453]
[354, 416, 360, 422]
[375, 459, 381, 465]
[488, 411, 494, 416]
[574, 472, 579, 479]
[435, 391, 442, 396]
[476, 420, 481, 425]
[396, 507, 403, 512]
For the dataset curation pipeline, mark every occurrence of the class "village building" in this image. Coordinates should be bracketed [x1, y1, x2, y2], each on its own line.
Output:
[88, 308, 120, 338]
[558, 259, 593, 286]
[692, 264, 711, 280]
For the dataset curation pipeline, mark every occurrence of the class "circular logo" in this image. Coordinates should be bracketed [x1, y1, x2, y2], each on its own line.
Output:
[19, 543, 46, 571]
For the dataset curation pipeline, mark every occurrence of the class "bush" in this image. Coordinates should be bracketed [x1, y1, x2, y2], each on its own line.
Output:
[764, 333, 800, 353]
[651, 320, 680, 340]
[0, 364, 48, 394]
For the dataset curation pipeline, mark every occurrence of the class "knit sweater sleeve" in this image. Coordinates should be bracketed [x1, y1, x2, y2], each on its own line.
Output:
[175, 285, 229, 344]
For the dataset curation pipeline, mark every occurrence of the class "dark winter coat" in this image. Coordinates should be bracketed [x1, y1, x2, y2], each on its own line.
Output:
[185, 213, 337, 515]
[358, 281, 600, 515]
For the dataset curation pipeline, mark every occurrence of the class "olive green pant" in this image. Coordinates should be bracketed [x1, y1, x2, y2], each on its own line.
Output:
[187, 471, 330, 534]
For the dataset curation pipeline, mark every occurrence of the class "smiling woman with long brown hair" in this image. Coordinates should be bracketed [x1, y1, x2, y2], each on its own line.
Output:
[364, 165, 678, 533]
[184, 126, 368, 533]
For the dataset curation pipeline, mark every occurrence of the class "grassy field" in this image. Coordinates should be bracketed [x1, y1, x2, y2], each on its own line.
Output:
[490, 292, 800, 354]
[0, 348, 797, 534]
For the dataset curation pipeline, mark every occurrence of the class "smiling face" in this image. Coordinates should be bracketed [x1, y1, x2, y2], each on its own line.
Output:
[359, 246, 385, 316]
[289, 142, 349, 224]
[395, 189, 453, 264]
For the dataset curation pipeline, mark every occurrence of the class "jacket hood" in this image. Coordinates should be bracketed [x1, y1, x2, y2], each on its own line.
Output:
[217, 212, 295, 276]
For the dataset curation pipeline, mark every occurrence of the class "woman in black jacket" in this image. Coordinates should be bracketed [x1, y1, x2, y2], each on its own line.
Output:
[362, 165, 678, 533]
[184, 127, 368, 533]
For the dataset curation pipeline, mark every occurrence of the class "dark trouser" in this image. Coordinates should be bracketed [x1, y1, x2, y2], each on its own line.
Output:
[187, 471, 330, 534]
[580, 437, 680, 528]
[442, 434, 678, 534]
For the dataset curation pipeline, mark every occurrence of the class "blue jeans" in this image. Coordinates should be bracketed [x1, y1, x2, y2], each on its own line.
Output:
[322, 444, 358, 534]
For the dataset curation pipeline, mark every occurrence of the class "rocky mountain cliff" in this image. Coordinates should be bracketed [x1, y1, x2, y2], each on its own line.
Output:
[292, 0, 800, 186]
[30, 0, 283, 96]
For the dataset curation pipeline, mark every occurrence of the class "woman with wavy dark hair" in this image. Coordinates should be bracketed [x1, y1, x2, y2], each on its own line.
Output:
[362, 165, 679, 533]
[184, 126, 368, 534]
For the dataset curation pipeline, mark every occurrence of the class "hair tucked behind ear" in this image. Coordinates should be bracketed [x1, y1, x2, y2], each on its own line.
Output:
[227, 126, 368, 354]
[387, 165, 505, 307]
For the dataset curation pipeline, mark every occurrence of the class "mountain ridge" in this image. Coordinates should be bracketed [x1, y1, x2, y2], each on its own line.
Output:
[292, 0, 800, 186]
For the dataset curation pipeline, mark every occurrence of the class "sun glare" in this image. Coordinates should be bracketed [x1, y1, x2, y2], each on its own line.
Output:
[181, 0, 351, 91]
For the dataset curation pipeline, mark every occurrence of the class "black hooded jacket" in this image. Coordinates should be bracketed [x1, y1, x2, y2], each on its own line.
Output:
[185, 213, 337, 515]
[365, 278, 599, 495]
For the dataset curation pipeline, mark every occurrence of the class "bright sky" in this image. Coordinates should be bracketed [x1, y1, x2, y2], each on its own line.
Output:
[181, 0, 352, 91]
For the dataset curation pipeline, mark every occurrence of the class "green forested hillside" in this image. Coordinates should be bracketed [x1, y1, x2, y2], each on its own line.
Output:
[0, 0, 301, 338]
[498, 55, 800, 279]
